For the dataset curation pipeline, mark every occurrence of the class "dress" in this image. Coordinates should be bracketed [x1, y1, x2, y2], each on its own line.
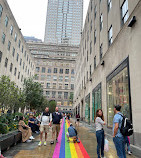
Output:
[18, 120, 32, 142]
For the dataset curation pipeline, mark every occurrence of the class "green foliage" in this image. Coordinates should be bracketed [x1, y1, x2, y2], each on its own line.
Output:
[0, 122, 8, 134]
[48, 101, 56, 113]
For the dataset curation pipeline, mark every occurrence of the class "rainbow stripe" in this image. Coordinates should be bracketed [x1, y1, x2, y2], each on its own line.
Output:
[53, 118, 90, 158]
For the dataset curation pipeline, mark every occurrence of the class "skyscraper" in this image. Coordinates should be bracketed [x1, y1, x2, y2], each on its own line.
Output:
[44, 0, 83, 46]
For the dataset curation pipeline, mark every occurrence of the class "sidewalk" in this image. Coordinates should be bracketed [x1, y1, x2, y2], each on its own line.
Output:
[3, 118, 137, 158]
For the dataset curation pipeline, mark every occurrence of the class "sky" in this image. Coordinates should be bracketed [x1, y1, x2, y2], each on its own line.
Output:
[7, 0, 90, 41]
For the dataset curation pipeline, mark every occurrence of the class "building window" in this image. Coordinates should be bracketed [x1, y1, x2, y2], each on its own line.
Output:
[5, 16, 8, 27]
[88, 13, 89, 23]
[5, 58, 8, 68]
[59, 76, 63, 82]
[65, 76, 69, 82]
[54, 68, 57, 73]
[10, 25, 13, 35]
[15, 33, 17, 42]
[94, 56, 96, 69]
[14, 67, 17, 76]
[36, 67, 40, 72]
[12, 47, 15, 57]
[24, 51, 26, 57]
[23, 62, 25, 70]
[94, 5, 97, 19]
[107, 59, 131, 127]
[91, 0, 93, 11]
[41, 75, 46, 80]
[25, 66, 27, 72]
[59, 68, 63, 74]
[0, 5, 3, 20]
[8, 41, 11, 51]
[16, 53, 19, 62]
[47, 75, 51, 81]
[52, 91, 56, 98]
[87, 71, 88, 81]
[100, 14, 103, 31]
[53, 83, 56, 89]
[65, 84, 68, 89]
[71, 76, 74, 82]
[90, 20, 92, 32]
[108, 0, 112, 12]
[108, 25, 113, 46]
[58, 92, 62, 99]
[53, 75, 57, 81]
[0, 51, 2, 63]
[90, 65, 92, 76]
[87, 51, 88, 62]
[90, 41, 92, 54]
[20, 59, 22, 66]
[87, 30, 89, 41]
[21, 75, 23, 82]
[65, 69, 69, 74]
[46, 83, 50, 88]
[10, 63, 13, 72]
[22, 46, 24, 53]
[121, 0, 129, 25]
[100, 43, 103, 60]
[46, 91, 50, 98]
[59, 83, 62, 89]
[2, 33, 6, 44]
[64, 92, 68, 99]
[42, 67, 46, 73]
[18, 40, 21, 48]
[71, 84, 74, 90]
[94, 30, 96, 44]
[85, 94, 90, 123]
[71, 69, 74, 74]
[48, 68, 51, 73]
[18, 72, 20, 79]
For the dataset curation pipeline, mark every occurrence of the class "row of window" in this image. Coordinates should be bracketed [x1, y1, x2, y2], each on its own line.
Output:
[46, 91, 72, 100]
[36, 67, 74, 74]
[45, 83, 74, 90]
[36, 74, 74, 82]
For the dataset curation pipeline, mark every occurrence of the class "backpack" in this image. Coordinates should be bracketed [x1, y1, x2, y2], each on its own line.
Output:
[118, 113, 133, 136]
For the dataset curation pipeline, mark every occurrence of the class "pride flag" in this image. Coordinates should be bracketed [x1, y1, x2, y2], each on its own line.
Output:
[52, 118, 90, 158]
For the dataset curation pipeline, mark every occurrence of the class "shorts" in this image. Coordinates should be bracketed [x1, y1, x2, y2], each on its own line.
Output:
[52, 124, 60, 133]
[40, 125, 49, 133]
[66, 132, 77, 139]
[77, 119, 80, 122]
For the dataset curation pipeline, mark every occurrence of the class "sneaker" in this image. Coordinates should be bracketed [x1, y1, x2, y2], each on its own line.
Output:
[50, 141, 54, 145]
[29, 136, 35, 140]
[56, 139, 58, 143]
[38, 141, 42, 146]
[26, 139, 32, 143]
[44, 141, 47, 146]
[101, 157, 106, 158]
[128, 151, 132, 155]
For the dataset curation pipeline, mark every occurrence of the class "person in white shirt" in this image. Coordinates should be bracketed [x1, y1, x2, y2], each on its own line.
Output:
[38, 107, 52, 146]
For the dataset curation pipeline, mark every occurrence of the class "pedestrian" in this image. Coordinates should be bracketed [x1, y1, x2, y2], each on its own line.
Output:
[66, 123, 80, 143]
[76, 113, 80, 127]
[38, 107, 52, 146]
[95, 109, 106, 158]
[50, 107, 62, 144]
[125, 136, 132, 155]
[28, 114, 35, 132]
[113, 105, 126, 158]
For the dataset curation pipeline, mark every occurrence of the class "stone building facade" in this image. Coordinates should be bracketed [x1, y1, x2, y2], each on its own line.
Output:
[27, 42, 78, 113]
[73, 0, 141, 152]
[0, 0, 35, 89]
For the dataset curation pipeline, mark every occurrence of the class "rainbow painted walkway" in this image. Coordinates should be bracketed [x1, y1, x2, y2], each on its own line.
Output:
[52, 118, 90, 158]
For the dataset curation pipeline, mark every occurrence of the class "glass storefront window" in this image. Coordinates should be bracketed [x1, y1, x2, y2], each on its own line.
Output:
[85, 94, 90, 123]
[107, 65, 131, 127]
[92, 84, 102, 122]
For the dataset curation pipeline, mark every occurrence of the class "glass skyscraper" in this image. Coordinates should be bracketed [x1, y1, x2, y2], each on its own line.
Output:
[44, 0, 83, 46]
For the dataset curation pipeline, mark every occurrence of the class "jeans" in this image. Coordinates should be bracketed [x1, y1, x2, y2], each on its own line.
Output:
[96, 130, 104, 158]
[125, 136, 130, 152]
[113, 136, 126, 158]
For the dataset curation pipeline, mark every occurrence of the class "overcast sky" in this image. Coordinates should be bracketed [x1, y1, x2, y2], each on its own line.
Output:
[7, 0, 90, 41]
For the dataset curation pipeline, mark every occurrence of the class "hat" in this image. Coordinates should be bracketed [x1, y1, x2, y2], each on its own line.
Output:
[70, 123, 73, 126]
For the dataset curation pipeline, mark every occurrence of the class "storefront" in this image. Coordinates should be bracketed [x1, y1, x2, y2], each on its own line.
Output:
[107, 58, 132, 127]
[92, 83, 102, 122]
[85, 94, 90, 123]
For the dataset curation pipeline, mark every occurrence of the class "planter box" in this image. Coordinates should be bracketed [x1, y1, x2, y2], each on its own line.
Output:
[0, 130, 22, 151]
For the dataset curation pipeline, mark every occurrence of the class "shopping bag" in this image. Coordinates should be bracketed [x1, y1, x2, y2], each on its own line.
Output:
[104, 138, 109, 152]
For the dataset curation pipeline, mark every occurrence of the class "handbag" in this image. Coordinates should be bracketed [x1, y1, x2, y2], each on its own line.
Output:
[22, 125, 28, 130]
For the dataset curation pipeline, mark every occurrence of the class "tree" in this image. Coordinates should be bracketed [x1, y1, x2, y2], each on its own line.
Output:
[23, 77, 44, 110]
[48, 101, 56, 113]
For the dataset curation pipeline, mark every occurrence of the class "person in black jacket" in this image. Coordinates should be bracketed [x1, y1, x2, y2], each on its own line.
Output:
[50, 107, 62, 144]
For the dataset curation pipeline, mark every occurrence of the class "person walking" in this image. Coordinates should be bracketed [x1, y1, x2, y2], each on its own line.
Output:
[76, 113, 80, 127]
[125, 136, 132, 155]
[113, 105, 126, 158]
[38, 107, 52, 146]
[50, 107, 62, 144]
[95, 109, 106, 158]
